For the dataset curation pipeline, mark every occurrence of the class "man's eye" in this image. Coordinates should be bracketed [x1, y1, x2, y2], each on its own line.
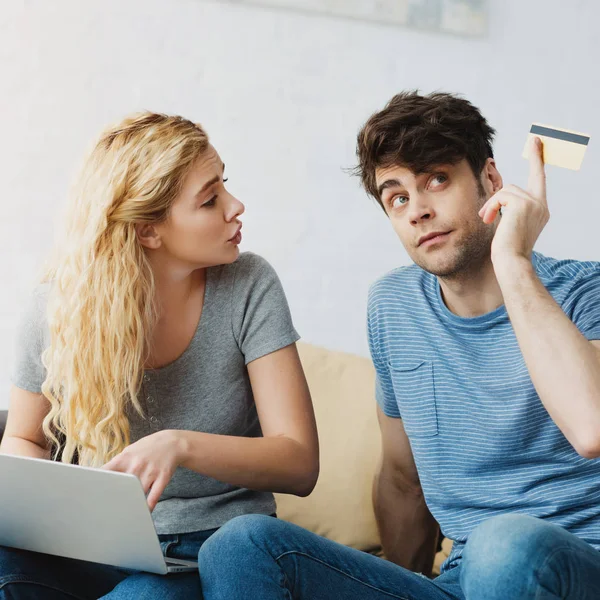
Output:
[391, 196, 409, 209]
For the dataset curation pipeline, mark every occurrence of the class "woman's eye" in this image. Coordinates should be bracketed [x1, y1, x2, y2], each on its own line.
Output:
[203, 196, 217, 207]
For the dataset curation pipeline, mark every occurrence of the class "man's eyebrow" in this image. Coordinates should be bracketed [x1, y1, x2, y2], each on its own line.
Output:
[377, 178, 403, 197]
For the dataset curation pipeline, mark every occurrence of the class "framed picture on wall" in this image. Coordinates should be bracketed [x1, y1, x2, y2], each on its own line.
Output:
[209, 0, 488, 37]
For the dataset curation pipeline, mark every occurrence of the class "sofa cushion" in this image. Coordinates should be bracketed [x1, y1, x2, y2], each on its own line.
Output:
[433, 537, 453, 574]
[275, 342, 382, 553]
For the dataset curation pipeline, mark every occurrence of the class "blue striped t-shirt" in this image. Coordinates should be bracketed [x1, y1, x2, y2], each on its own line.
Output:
[367, 252, 600, 572]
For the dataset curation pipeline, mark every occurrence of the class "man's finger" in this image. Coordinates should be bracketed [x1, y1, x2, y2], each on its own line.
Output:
[481, 198, 502, 224]
[480, 190, 510, 224]
[527, 136, 547, 202]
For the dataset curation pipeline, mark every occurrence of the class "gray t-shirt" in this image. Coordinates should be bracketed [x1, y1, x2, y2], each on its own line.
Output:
[11, 252, 300, 534]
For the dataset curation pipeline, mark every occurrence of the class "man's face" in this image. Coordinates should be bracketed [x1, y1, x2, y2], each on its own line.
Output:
[375, 158, 502, 278]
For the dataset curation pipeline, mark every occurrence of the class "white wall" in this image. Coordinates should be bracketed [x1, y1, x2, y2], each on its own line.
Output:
[1, 0, 599, 408]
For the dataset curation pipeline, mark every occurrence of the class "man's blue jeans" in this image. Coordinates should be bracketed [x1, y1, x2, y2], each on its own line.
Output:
[0, 528, 217, 599]
[198, 513, 600, 599]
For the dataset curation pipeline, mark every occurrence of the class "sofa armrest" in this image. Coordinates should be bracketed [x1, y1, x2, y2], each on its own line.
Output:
[0, 410, 7, 442]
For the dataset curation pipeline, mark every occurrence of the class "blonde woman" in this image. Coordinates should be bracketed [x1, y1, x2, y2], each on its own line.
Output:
[0, 112, 319, 599]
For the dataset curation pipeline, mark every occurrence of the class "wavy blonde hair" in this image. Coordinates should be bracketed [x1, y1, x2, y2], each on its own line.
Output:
[41, 112, 209, 467]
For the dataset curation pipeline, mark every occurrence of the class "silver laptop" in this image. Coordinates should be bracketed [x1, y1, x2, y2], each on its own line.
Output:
[0, 454, 198, 574]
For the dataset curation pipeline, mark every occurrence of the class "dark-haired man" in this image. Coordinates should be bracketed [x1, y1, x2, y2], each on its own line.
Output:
[197, 92, 600, 599]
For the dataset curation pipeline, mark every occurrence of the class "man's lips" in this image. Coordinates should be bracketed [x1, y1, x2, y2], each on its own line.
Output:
[418, 231, 452, 247]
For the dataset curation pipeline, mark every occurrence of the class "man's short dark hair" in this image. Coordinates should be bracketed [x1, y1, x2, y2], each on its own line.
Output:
[354, 91, 496, 208]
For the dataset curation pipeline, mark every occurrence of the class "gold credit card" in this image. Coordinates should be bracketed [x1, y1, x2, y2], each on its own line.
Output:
[523, 123, 590, 170]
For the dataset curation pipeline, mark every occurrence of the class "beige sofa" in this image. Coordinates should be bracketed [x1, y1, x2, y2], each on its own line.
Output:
[275, 342, 451, 576]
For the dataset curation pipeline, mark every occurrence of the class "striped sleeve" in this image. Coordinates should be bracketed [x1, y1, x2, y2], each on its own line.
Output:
[562, 267, 600, 341]
[367, 283, 401, 418]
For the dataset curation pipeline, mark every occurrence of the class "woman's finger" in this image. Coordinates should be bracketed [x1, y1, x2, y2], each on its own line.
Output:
[146, 473, 170, 512]
[102, 456, 124, 472]
[139, 471, 155, 496]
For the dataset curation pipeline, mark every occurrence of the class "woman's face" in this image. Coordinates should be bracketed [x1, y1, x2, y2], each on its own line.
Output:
[151, 145, 245, 271]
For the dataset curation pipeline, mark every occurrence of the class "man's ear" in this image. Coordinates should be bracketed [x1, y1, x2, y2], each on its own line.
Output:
[483, 158, 503, 194]
[135, 223, 162, 250]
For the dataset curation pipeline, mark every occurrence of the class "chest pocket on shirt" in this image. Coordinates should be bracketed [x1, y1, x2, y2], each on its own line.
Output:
[389, 360, 438, 438]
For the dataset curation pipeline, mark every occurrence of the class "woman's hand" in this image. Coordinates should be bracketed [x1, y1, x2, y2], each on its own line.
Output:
[102, 429, 186, 511]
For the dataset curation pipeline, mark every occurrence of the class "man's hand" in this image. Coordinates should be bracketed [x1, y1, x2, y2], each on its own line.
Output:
[102, 430, 186, 511]
[479, 137, 549, 271]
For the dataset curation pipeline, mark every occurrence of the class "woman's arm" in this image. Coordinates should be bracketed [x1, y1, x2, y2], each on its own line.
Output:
[179, 343, 319, 491]
[0, 385, 51, 459]
[104, 344, 319, 510]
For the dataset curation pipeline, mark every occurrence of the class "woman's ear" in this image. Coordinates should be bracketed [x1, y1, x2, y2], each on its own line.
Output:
[135, 223, 162, 250]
